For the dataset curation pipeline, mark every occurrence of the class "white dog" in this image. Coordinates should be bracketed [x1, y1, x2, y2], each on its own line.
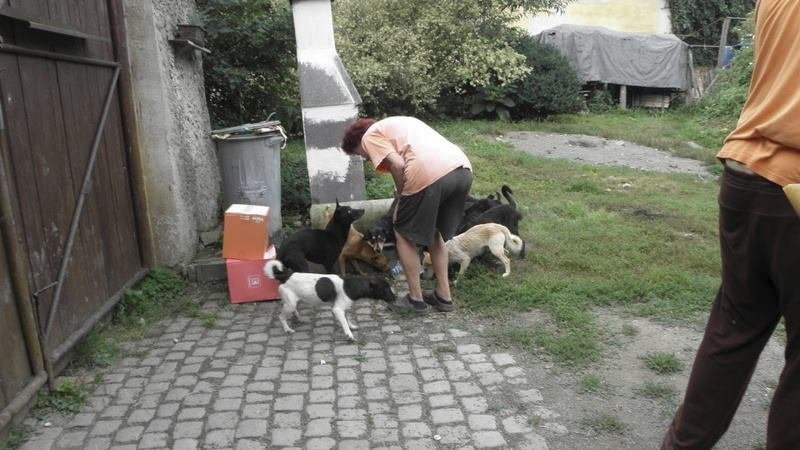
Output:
[263, 260, 395, 340]
[423, 223, 525, 283]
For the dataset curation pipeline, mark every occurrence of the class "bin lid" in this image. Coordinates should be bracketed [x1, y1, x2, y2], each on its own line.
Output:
[211, 120, 287, 148]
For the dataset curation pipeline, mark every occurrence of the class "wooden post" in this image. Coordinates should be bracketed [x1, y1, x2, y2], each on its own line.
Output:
[619, 85, 628, 109]
[717, 17, 732, 69]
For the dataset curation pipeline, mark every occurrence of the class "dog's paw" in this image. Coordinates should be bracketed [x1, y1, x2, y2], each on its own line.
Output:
[346, 333, 357, 342]
[285, 328, 296, 334]
[348, 323, 359, 330]
[502, 272, 510, 278]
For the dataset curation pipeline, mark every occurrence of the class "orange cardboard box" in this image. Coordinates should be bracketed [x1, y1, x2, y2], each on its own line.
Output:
[226, 246, 280, 304]
[223, 204, 270, 260]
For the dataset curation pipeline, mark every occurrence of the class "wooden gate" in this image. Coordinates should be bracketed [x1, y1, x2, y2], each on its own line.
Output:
[0, 0, 147, 432]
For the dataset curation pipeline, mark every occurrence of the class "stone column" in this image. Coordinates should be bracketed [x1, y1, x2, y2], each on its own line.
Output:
[291, 0, 365, 204]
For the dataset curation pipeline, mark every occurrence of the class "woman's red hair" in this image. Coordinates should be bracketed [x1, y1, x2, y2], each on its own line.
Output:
[341, 118, 376, 154]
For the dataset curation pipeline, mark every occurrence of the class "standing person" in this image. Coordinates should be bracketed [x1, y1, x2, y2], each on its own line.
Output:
[662, 0, 800, 448]
[341, 116, 473, 314]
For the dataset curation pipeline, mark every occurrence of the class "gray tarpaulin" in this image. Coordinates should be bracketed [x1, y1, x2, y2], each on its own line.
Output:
[536, 24, 692, 91]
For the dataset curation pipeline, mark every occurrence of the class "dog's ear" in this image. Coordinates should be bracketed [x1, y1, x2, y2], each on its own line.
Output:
[335, 198, 340, 208]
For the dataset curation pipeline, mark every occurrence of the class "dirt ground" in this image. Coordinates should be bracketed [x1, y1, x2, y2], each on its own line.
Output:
[498, 132, 713, 178]
[476, 132, 782, 449]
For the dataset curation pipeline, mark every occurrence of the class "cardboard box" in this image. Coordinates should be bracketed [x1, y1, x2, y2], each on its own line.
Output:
[226, 246, 281, 304]
[223, 204, 270, 260]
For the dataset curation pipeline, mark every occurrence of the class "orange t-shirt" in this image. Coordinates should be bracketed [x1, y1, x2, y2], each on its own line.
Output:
[361, 116, 472, 195]
[717, 0, 800, 186]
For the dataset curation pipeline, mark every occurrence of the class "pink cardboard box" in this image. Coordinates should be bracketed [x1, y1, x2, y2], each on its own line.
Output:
[226, 246, 281, 304]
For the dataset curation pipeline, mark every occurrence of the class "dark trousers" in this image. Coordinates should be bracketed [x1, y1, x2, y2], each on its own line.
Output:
[663, 167, 800, 450]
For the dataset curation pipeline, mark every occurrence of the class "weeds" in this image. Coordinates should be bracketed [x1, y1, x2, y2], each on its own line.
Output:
[36, 380, 88, 416]
[638, 381, 676, 400]
[642, 352, 684, 375]
[580, 374, 606, 394]
[585, 413, 627, 434]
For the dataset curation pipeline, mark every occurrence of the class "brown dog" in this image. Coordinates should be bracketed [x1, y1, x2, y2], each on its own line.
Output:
[322, 205, 390, 276]
[338, 226, 390, 276]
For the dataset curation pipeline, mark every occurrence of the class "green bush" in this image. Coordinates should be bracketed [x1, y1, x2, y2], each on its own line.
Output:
[509, 36, 583, 118]
[700, 13, 755, 121]
[669, 0, 755, 66]
[195, 0, 301, 132]
[334, 0, 567, 117]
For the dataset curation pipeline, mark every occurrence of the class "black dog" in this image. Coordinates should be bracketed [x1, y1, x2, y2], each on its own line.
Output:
[277, 200, 365, 273]
[459, 185, 522, 235]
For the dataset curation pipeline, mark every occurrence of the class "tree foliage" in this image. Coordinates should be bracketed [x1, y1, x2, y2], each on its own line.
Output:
[334, 0, 570, 117]
[668, 0, 755, 65]
[195, 0, 300, 131]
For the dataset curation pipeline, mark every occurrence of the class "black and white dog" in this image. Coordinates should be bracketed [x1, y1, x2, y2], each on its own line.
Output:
[263, 260, 396, 341]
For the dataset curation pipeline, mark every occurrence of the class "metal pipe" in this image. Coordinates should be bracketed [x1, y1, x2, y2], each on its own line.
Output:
[44, 67, 120, 342]
[0, 371, 47, 433]
[0, 43, 119, 68]
[51, 268, 147, 365]
[106, 0, 157, 268]
[0, 89, 45, 377]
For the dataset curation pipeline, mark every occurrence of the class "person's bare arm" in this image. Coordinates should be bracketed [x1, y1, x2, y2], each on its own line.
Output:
[380, 152, 406, 221]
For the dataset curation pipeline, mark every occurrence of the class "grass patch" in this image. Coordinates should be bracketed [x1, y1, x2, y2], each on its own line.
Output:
[622, 324, 639, 337]
[638, 381, 676, 400]
[188, 310, 218, 329]
[0, 426, 32, 450]
[35, 380, 88, 416]
[585, 413, 627, 434]
[580, 374, 606, 394]
[72, 268, 190, 369]
[428, 115, 720, 365]
[642, 352, 685, 375]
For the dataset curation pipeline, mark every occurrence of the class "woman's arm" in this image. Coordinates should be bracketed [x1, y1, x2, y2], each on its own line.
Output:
[382, 152, 406, 197]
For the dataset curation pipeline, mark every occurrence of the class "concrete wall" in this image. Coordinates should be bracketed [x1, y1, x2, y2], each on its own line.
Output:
[525, 0, 672, 34]
[123, 0, 221, 266]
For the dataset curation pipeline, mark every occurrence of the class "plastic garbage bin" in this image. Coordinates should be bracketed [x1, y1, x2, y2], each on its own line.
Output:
[212, 120, 287, 242]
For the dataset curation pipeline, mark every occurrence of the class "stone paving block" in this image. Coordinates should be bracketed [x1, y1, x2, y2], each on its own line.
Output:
[246, 381, 275, 392]
[208, 411, 238, 429]
[337, 420, 368, 438]
[57, 430, 87, 447]
[174, 421, 203, 439]
[138, 432, 168, 449]
[338, 396, 360, 409]
[271, 428, 301, 446]
[68, 412, 96, 428]
[214, 398, 242, 411]
[472, 430, 507, 448]
[389, 361, 414, 374]
[274, 395, 303, 411]
[462, 396, 489, 414]
[220, 387, 245, 398]
[519, 388, 544, 403]
[490, 353, 515, 366]
[145, 419, 170, 433]
[101, 405, 128, 419]
[242, 403, 270, 420]
[182, 393, 211, 406]
[389, 374, 418, 392]
[361, 358, 388, 372]
[371, 427, 399, 443]
[456, 344, 481, 354]
[279, 382, 310, 394]
[90, 420, 122, 436]
[402, 422, 432, 438]
[309, 389, 335, 403]
[423, 380, 451, 394]
[274, 412, 302, 428]
[436, 425, 470, 444]
[165, 388, 190, 402]
[235, 439, 266, 450]
[305, 418, 332, 437]
[177, 407, 205, 421]
[397, 404, 422, 420]
[428, 394, 456, 408]
[84, 437, 112, 450]
[126, 409, 155, 424]
[307, 403, 335, 419]
[366, 386, 389, 400]
[205, 429, 235, 448]
[173, 438, 200, 450]
[468, 414, 497, 431]
[235, 419, 267, 438]
[431, 408, 465, 424]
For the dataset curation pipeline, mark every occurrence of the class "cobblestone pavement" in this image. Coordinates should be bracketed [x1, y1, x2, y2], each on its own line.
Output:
[20, 286, 566, 449]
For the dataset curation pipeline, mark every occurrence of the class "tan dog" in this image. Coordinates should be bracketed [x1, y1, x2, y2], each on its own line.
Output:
[423, 223, 525, 283]
[323, 206, 390, 276]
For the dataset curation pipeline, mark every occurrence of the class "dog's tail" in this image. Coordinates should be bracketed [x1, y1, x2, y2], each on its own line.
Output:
[500, 225, 525, 258]
[263, 260, 292, 283]
[501, 185, 516, 209]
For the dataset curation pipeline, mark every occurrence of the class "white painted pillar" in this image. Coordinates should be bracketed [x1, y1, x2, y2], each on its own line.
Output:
[291, 0, 365, 204]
